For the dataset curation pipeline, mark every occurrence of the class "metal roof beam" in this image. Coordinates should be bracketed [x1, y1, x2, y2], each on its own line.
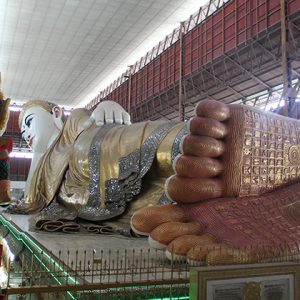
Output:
[203, 67, 246, 101]
[187, 76, 219, 102]
[225, 54, 272, 89]
[252, 38, 300, 78]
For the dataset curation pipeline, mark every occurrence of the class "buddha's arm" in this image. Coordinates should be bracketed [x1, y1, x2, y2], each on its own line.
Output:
[24, 152, 44, 198]
[63, 108, 91, 143]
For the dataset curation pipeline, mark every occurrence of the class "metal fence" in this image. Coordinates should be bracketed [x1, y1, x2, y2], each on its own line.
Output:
[2, 243, 300, 299]
[2, 211, 300, 300]
[4, 247, 190, 299]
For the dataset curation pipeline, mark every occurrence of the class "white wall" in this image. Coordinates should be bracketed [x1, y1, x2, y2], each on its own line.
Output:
[11, 181, 26, 190]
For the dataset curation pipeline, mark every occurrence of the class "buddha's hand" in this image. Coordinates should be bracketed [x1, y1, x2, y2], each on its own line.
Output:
[84, 100, 131, 129]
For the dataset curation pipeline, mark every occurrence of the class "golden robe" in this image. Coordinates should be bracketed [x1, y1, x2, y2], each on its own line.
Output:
[21, 109, 187, 231]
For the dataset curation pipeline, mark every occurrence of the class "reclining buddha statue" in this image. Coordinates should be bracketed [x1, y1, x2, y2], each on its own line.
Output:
[9, 98, 300, 263]
[10, 99, 187, 234]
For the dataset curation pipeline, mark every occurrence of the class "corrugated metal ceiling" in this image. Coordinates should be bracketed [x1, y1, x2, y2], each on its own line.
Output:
[0, 0, 207, 107]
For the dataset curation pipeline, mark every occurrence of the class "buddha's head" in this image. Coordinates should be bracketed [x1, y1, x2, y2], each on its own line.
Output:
[19, 100, 65, 153]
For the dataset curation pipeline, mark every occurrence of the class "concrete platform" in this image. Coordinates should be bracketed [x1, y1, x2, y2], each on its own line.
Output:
[2, 210, 149, 251]
[0, 210, 185, 285]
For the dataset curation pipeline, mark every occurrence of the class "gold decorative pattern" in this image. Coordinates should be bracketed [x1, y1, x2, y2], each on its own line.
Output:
[244, 282, 261, 300]
[238, 107, 300, 197]
[0, 98, 11, 133]
[284, 144, 300, 166]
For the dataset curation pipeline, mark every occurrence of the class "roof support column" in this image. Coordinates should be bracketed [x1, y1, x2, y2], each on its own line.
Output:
[178, 22, 185, 121]
[280, 0, 291, 116]
[127, 65, 134, 114]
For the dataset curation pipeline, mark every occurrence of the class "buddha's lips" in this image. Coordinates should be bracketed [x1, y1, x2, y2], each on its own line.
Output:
[29, 137, 34, 147]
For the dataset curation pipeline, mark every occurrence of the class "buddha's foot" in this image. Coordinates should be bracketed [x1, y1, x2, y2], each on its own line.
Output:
[132, 100, 300, 264]
[166, 99, 300, 203]
[131, 181, 300, 264]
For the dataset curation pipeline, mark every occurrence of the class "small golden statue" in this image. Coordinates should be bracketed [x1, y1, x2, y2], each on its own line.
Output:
[0, 73, 12, 205]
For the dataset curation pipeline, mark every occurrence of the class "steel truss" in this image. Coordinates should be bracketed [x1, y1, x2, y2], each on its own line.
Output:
[131, 12, 300, 122]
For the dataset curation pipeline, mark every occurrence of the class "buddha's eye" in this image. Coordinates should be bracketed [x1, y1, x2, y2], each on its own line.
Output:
[25, 117, 33, 128]
[24, 113, 34, 128]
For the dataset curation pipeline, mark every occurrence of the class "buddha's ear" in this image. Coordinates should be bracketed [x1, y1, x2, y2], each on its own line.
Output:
[51, 106, 63, 130]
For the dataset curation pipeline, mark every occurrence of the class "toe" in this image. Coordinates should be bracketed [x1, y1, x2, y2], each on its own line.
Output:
[165, 234, 216, 260]
[174, 155, 223, 178]
[149, 222, 204, 249]
[165, 175, 223, 203]
[188, 117, 228, 139]
[195, 100, 230, 121]
[206, 247, 251, 265]
[181, 135, 225, 157]
[130, 204, 188, 236]
[186, 243, 227, 264]
[187, 243, 251, 265]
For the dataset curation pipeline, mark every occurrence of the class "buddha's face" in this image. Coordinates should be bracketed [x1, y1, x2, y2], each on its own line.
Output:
[21, 106, 61, 153]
